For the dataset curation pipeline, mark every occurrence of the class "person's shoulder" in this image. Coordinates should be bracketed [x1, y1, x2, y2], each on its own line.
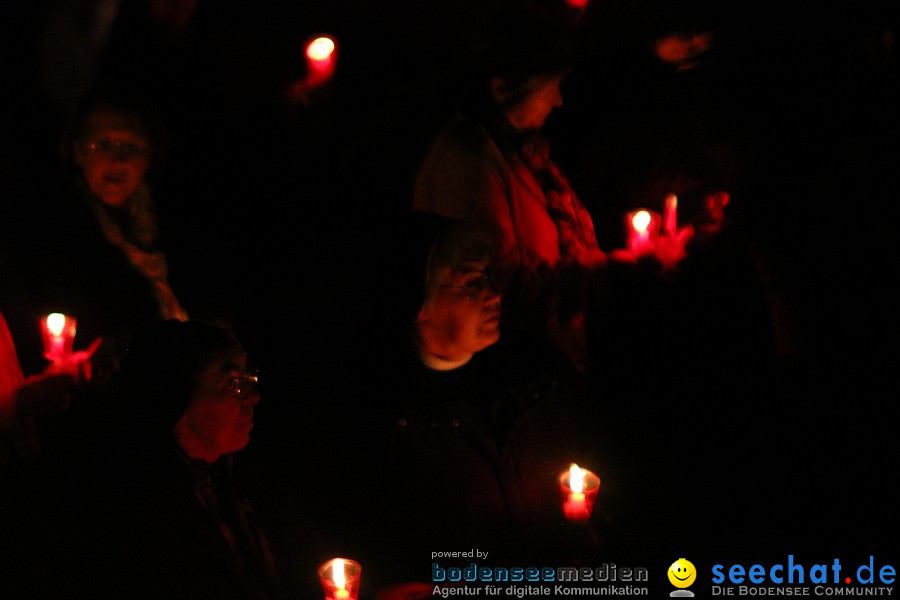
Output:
[428, 114, 503, 162]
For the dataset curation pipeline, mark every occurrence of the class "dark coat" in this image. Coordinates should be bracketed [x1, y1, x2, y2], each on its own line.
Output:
[9, 178, 171, 384]
[91, 449, 281, 600]
[320, 331, 605, 593]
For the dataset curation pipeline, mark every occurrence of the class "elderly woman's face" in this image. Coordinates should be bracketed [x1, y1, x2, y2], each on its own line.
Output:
[504, 74, 564, 131]
[417, 260, 502, 361]
[75, 111, 150, 208]
[178, 347, 259, 460]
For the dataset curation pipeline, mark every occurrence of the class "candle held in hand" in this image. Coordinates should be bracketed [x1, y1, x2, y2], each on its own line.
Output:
[626, 210, 660, 257]
[319, 557, 361, 600]
[41, 313, 77, 363]
[560, 463, 600, 523]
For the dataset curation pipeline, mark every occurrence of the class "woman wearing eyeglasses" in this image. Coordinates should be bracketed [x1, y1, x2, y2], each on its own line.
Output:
[87, 319, 282, 599]
[12, 89, 190, 391]
[71, 89, 186, 318]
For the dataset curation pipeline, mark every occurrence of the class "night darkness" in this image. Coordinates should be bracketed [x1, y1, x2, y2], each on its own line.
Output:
[1, 0, 899, 598]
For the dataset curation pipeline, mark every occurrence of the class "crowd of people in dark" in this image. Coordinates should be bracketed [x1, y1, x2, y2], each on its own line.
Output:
[1, 0, 898, 598]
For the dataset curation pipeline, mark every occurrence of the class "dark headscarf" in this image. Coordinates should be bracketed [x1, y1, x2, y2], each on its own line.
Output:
[457, 1, 578, 118]
[114, 319, 242, 445]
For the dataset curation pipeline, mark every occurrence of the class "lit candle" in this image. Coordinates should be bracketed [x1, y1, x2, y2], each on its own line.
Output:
[318, 557, 361, 600]
[626, 209, 661, 257]
[333, 559, 348, 600]
[560, 463, 600, 524]
[41, 313, 76, 363]
[663, 194, 678, 237]
[306, 35, 337, 78]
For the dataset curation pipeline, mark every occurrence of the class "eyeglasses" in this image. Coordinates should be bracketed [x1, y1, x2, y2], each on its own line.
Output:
[228, 368, 259, 399]
[85, 139, 150, 160]
[437, 271, 501, 301]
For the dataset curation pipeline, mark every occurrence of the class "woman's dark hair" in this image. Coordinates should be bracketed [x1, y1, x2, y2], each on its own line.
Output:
[114, 319, 242, 443]
[457, 1, 579, 118]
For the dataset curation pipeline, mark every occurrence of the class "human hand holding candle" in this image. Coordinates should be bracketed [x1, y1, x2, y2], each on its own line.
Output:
[40, 313, 101, 379]
[611, 197, 694, 268]
[18, 318, 100, 418]
[42, 313, 76, 364]
[560, 463, 600, 523]
[626, 210, 661, 257]
[319, 558, 361, 600]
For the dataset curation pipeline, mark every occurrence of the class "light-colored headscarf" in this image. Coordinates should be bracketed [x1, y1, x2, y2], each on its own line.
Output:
[88, 184, 188, 322]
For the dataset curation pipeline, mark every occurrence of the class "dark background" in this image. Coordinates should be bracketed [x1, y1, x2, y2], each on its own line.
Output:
[2, 0, 898, 590]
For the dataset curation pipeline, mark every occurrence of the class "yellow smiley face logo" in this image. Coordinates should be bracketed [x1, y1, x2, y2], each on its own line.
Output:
[668, 558, 697, 588]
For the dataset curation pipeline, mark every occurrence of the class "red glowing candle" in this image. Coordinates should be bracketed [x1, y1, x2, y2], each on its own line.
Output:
[626, 210, 661, 257]
[318, 558, 361, 600]
[41, 313, 76, 363]
[703, 191, 730, 232]
[306, 35, 337, 78]
[663, 194, 678, 237]
[560, 463, 600, 524]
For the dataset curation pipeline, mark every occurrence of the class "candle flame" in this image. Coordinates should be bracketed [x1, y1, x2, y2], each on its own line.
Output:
[632, 210, 652, 233]
[47, 313, 67, 337]
[569, 463, 585, 494]
[307, 36, 335, 61]
[333, 558, 346, 589]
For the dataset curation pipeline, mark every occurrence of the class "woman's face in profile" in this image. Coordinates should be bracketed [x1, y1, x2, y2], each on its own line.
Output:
[75, 111, 150, 209]
[178, 347, 260, 461]
[504, 74, 565, 131]
[417, 259, 502, 361]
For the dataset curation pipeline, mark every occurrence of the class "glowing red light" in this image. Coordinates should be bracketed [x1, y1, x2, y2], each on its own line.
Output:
[41, 313, 77, 363]
[306, 36, 335, 62]
[569, 463, 585, 494]
[632, 210, 652, 233]
[318, 558, 360, 600]
[663, 194, 678, 237]
[46, 313, 66, 337]
[559, 464, 600, 524]
[288, 35, 339, 105]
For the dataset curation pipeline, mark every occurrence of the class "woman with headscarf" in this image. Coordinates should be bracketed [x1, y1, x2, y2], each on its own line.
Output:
[413, 4, 605, 372]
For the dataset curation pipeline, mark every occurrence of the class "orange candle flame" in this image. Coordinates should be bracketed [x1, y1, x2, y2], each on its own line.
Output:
[632, 210, 651, 233]
[306, 36, 335, 61]
[318, 557, 360, 600]
[46, 313, 67, 337]
[569, 463, 585, 494]
[333, 558, 345, 589]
